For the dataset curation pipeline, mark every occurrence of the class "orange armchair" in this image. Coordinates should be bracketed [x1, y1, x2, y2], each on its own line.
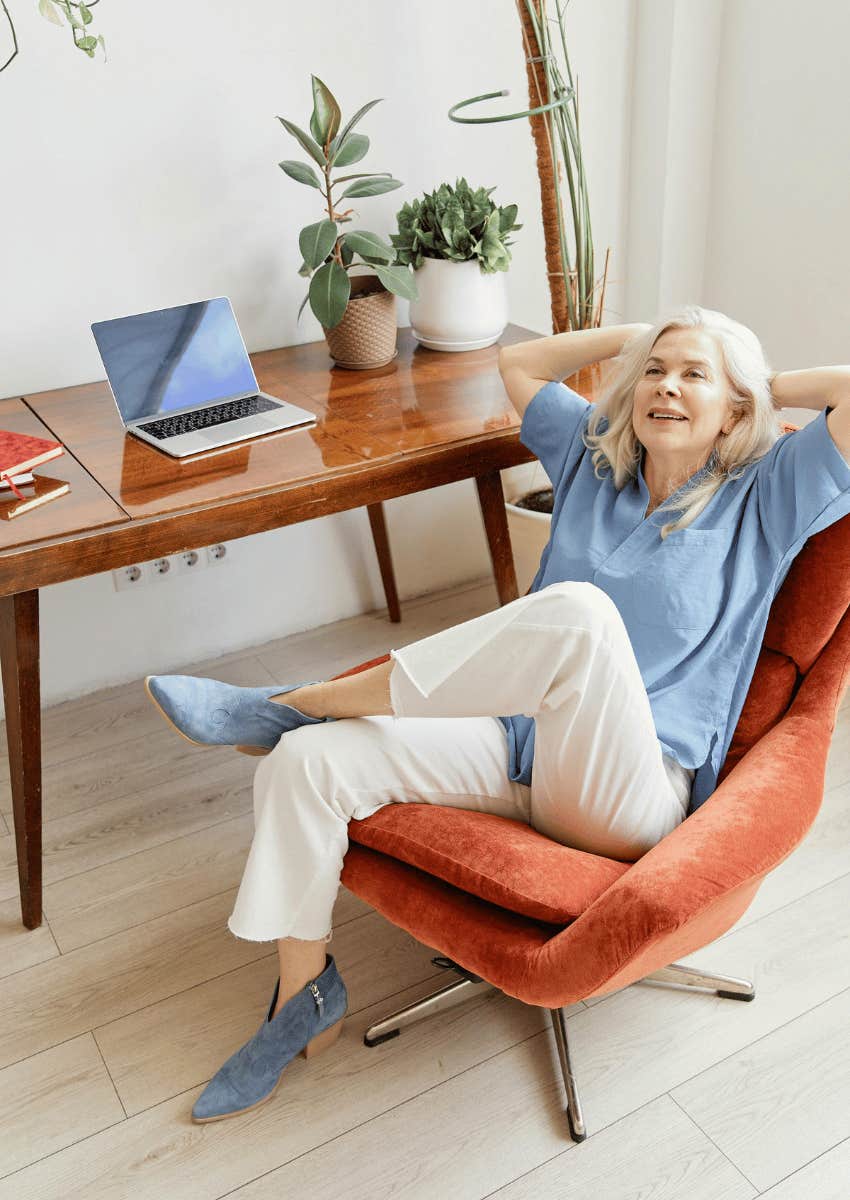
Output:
[334, 510, 850, 1143]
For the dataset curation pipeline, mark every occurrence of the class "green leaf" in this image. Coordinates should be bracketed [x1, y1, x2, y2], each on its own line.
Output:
[339, 177, 403, 200]
[79, 2, 93, 24]
[309, 260, 350, 328]
[297, 261, 313, 278]
[279, 160, 322, 190]
[334, 98, 383, 151]
[78, 35, 97, 51]
[332, 171, 391, 186]
[340, 241, 354, 268]
[299, 219, 338, 270]
[498, 204, 519, 233]
[309, 76, 341, 148]
[297, 293, 311, 323]
[39, 0, 64, 26]
[331, 133, 369, 169]
[276, 117, 326, 168]
[371, 263, 418, 301]
[341, 230, 394, 263]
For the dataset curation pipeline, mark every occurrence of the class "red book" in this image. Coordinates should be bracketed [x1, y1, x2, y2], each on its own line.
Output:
[0, 429, 64, 499]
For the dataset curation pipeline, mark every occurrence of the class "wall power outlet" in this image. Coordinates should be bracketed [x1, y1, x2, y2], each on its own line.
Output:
[112, 543, 229, 592]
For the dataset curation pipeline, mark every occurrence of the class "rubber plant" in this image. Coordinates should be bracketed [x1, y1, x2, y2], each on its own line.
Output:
[278, 76, 418, 330]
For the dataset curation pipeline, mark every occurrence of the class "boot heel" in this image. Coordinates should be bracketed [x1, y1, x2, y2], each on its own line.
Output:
[300, 1014, 345, 1059]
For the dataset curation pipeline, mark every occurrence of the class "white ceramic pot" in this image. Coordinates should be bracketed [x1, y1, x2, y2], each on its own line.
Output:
[409, 258, 509, 351]
[501, 462, 553, 595]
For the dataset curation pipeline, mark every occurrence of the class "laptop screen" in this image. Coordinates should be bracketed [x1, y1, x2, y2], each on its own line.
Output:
[91, 298, 258, 423]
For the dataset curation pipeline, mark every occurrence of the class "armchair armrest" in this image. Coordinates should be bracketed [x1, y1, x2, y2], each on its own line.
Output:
[528, 710, 832, 1007]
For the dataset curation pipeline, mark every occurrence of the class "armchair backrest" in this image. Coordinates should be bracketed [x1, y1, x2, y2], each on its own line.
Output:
[720, 510, 850, 781]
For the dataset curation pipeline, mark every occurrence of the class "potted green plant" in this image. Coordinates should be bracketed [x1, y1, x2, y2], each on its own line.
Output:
[278, 76, 418, 369]
[390, 178, 521, 351]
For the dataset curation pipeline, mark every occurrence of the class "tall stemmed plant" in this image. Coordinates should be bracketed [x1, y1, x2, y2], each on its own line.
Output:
[278, 76, 418, 330]
[449, 0, 609, 333]
[517, 0, 609, 331]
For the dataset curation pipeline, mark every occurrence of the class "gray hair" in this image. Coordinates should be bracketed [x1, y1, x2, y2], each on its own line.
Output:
[583, 304, 785, 538]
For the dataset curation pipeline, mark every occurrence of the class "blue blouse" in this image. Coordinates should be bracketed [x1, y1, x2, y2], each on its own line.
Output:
[498, 380, 850, 816]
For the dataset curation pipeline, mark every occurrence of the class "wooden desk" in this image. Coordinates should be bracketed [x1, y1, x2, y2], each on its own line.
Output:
[0, 323, 546, 930]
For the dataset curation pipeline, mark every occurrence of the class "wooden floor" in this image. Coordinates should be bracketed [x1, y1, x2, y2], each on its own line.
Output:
[0, 576, 848, 1200]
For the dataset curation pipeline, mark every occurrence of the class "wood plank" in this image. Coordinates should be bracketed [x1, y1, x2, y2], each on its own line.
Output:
[672, 988, 850, 1191]
[0, 754, 254, 902]
[227, 1093, 756, 1200]
[0, 1034, 125, 1178]
[488, 1095, 755, 1200]
[0, 893, 59, 980]
[759, 1137, 850, 1200]
[43, 814, 373, 953]
[1, 728, 249, 825]
[0, 890, 270, 1072]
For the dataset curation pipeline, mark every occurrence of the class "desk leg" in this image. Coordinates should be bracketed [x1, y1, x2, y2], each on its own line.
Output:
[367, 502, 401, 623]
[475, 471, 519, 606]
[0, 591, 42, 930]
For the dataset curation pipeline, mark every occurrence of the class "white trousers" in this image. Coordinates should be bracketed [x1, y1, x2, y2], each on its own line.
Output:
[226, 581, 693, 943]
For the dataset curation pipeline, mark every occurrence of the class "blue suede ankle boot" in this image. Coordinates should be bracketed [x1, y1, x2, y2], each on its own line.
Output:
[144, 674, 336, 754]
[191, 952, 348, 1123]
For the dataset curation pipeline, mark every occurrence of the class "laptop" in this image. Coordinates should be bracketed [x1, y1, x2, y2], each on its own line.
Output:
[91, 297, 318, 458]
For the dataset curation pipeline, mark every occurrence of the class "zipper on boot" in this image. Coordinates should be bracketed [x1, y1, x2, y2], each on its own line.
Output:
[308, 981, 324, 1016]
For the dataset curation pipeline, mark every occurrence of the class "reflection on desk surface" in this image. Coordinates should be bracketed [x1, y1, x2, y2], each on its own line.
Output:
[0, 474, 70, 521]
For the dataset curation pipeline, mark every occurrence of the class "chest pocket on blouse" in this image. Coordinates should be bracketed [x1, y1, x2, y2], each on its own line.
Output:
[630, 529, 726, 632]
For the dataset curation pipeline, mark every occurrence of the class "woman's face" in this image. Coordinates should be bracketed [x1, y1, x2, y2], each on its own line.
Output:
[632, 327, 739, 475]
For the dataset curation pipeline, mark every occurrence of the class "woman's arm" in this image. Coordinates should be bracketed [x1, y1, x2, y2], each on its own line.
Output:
[498, 323, 652, 419]
[771, 366, 850, 462]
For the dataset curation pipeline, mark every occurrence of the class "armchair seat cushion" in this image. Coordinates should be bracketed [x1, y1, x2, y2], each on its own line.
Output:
[348, 804, 630, 924]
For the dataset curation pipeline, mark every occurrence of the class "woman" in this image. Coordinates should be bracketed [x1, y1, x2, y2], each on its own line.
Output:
[145, 305, 850, 1123]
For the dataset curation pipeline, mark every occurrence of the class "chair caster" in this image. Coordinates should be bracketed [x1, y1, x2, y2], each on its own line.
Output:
[567, 1111, 587, 1143]
[364, 1028, 400, 1048]
[717, 988, 755, 1001]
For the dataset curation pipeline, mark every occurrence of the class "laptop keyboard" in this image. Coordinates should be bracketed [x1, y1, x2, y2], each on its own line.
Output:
[137, 394, 281, 440]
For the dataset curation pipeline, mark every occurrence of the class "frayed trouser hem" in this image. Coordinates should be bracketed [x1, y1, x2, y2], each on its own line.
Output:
[226, 917, 333, 944]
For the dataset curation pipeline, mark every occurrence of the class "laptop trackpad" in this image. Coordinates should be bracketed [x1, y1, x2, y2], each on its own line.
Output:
[197, 416, 283, 443]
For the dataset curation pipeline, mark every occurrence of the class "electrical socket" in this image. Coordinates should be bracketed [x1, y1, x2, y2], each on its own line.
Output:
[113, 546, 225, 592]
[149, 556, 173, 582]
[112, 563, 146, 592]
[175, 549, 206, 576]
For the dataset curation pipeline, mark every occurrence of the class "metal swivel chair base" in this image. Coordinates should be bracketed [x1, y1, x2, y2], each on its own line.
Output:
[363, 955, 755, 1143]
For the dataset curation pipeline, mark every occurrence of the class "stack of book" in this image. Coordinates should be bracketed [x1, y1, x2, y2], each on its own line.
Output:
[0, 430, 68, 519]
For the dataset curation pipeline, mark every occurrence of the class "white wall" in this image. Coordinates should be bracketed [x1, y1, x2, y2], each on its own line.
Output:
[0, 0, 633, 704]
[703, 0, 850, 379]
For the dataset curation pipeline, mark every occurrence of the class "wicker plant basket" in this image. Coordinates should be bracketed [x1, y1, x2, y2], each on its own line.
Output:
[323, 273, 398, 369]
